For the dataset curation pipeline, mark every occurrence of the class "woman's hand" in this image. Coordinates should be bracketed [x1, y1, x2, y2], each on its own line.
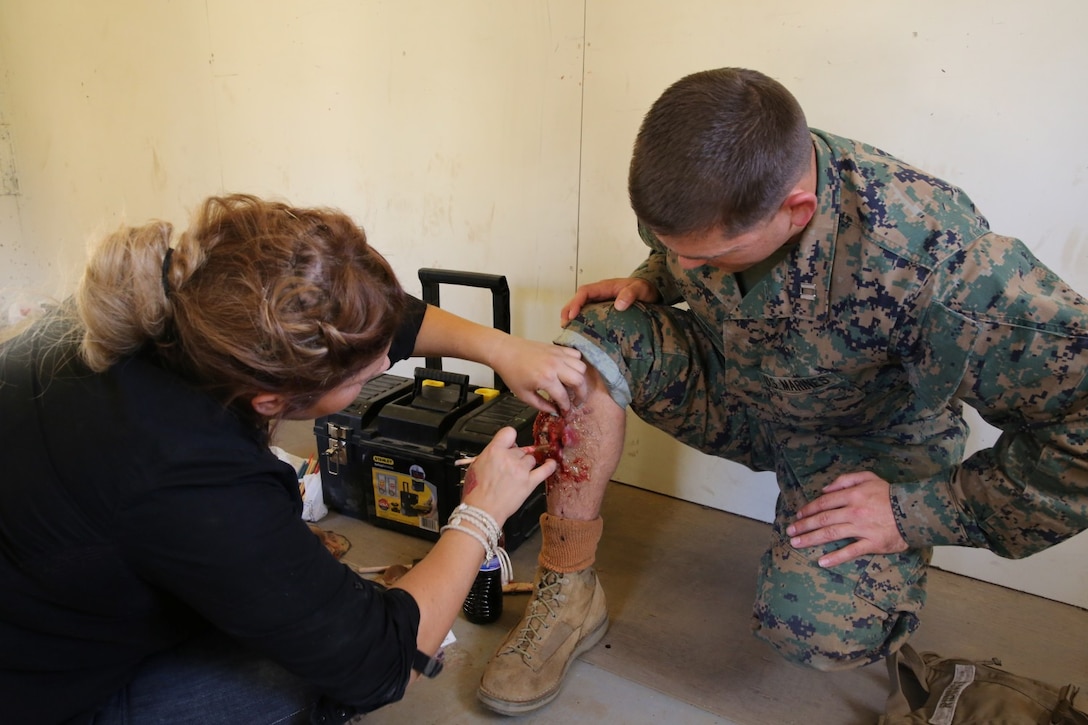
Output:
[411, 305, 587, 415]
[786, 471, 908, 568]
[560, 277, 660, 326]
[461, 427, 557, 525]
[488, 337, 588, 415]
[394, 427, 557, 662]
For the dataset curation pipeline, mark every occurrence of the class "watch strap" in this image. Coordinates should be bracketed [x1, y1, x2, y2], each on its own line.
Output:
[413, 648, 444, 678]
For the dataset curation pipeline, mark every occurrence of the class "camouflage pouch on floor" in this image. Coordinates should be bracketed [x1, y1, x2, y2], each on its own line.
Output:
[879, 644, 1088, 724]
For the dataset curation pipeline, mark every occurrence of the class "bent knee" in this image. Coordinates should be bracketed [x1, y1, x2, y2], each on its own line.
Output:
[754, 626, 887, 671]
[751, 599, 918, 671]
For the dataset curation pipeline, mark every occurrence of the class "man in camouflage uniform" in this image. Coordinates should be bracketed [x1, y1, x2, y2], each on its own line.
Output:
[477, 67, 1088, 715]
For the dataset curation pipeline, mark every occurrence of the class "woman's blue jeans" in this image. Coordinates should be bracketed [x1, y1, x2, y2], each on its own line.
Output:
[90, 630, 320, 725]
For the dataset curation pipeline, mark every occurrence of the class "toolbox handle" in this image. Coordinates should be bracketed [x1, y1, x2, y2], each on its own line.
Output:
[418, 268, 511, 392]
[412, 366, 472, 408]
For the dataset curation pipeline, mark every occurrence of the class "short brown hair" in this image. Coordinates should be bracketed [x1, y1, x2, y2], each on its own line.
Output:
[76, 194, 405, 422]
[628, 68, 811, 237]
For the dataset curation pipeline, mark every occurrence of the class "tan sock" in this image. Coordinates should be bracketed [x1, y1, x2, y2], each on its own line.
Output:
[537, 513, 604, 573]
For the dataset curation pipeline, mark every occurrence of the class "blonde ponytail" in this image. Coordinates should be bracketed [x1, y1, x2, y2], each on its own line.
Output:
[75, 220, 175, 372]
[73, 194, 405, 422]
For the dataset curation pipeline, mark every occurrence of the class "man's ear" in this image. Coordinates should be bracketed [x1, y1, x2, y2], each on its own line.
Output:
[250, 392, 286, 417]
[783, 188, 817, 231]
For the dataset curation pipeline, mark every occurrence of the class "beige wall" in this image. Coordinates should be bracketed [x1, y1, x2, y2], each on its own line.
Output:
[1, 0, 1086, 607]
[0, 0, 583, 347]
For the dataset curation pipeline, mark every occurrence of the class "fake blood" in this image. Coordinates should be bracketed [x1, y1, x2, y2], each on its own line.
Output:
[462, 468, 479, 498]
[532, 412, 589, 490]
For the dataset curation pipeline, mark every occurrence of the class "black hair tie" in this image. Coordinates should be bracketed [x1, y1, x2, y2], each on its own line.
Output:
[161, 248, 175, 297]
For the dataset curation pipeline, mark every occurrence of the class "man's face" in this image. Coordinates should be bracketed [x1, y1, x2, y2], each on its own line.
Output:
[657, 208, 795, 273]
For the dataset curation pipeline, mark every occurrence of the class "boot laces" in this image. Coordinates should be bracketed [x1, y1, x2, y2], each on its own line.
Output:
[507, 570, 567, 659]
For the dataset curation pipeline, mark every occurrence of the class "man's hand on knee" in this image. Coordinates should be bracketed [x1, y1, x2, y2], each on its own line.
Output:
[786, 471, 908, 567]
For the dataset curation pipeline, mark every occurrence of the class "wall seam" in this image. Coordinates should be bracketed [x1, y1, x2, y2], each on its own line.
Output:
[573, 0, 588, 291]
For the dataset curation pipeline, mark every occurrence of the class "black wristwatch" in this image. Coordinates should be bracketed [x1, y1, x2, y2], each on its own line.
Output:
[413, 649, 444, 678]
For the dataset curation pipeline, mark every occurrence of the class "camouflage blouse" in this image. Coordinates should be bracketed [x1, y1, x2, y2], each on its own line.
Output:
[630, 129, 1088, 558]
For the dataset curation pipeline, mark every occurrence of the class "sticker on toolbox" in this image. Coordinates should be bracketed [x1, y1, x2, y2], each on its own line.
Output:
[371, 465, 440, 533]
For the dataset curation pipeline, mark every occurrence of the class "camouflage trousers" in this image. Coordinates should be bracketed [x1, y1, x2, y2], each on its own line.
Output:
[557, 302, 949, 671]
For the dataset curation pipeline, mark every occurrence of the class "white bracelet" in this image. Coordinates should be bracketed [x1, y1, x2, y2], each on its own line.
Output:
[450, 503, 500, 532]
[450, 514, 498, 545]
[444, 516, 497, 561]
[440, 522, 495, 561]
[449, 504, 501, 542]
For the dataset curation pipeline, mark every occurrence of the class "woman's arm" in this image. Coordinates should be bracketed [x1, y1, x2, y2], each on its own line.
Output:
[411, 304, 587, 414]
[390, 427, 556, 664]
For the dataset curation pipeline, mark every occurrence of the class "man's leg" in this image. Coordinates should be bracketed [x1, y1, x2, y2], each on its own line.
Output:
[750, 501, 930, 671]
[478, 300, 746, 715]
[477, 364, 625, 715]
[750, 437, 950, 671]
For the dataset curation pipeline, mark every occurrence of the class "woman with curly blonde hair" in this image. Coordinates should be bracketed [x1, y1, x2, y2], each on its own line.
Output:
[0, 194, 586, 724]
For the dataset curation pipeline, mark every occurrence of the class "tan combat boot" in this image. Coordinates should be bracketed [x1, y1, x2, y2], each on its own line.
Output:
[477, 565, 608, 715]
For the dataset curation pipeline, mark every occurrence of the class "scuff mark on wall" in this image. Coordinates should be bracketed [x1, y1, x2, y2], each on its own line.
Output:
[1060, 227, 1087, 273]
[0, 125, 20, 195]
[150, 147, 168, 192]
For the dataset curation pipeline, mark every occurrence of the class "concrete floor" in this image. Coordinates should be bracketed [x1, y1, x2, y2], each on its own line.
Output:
[315, 509, 737, 725]
[276, 421, 1088, 725]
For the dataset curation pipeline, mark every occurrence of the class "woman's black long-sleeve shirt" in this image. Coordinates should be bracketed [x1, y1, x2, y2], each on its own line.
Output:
[0, 296, 428, 724]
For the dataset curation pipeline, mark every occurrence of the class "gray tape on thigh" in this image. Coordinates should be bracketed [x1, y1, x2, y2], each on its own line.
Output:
[553, 329, 632, 409]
